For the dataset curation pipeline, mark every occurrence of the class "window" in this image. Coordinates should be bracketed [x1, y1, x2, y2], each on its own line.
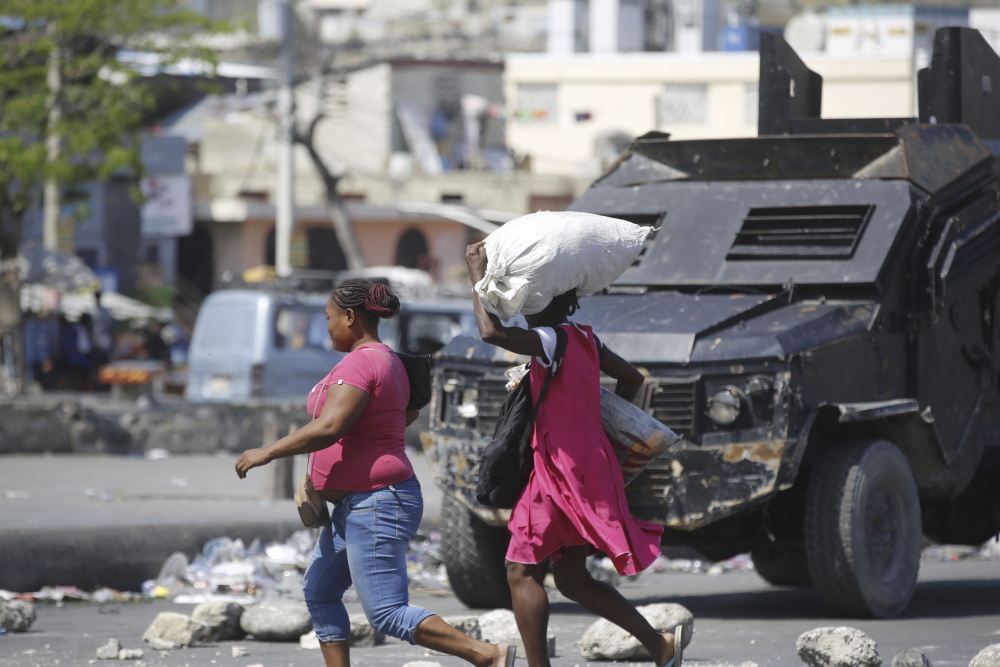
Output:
[744, 83, 759, 127]
[403, 313, 465, 355]
[192, 304, 256, 352]
[323, 76, 349, 119]
[274, 307, 332, 351]
[515, 83, 558, 123]
[659, 83, 707, 125]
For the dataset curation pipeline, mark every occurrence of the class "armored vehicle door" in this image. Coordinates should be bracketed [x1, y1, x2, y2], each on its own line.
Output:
[915, 183, 1000, 465]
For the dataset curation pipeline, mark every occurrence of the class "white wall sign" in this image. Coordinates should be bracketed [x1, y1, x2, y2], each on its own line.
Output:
[141, 174, 193, 237]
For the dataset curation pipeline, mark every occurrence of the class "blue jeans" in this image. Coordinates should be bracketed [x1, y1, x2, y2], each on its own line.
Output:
[303, 476, 432, 644]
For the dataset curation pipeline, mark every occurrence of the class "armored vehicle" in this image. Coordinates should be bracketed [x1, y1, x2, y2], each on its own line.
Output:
[422, 27, 1000, 619]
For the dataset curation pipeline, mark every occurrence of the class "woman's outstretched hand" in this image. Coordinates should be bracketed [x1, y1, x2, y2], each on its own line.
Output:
[235, 448, 272, 479]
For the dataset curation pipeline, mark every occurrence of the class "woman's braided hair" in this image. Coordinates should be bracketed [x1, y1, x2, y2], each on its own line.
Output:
[331, 278, 400, 320]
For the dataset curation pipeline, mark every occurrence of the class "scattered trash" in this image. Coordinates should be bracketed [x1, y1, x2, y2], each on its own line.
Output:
[407, 532, 450, 592]
[977, 536, 1000, 561]
[144, 448, 171, 460]
[9, 525, 997, 612]
[82, 487, 125, 502]
[3, 490, 32, 500]
[139, 534, 310, 604]
[920, 544, 979, 562]
[91, 587, 132, 604]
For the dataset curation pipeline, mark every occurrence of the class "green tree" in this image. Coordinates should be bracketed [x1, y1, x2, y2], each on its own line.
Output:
[0, 0, 225, 394]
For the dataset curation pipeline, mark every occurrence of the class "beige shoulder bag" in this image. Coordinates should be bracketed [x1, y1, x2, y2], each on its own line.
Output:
[294, 378, 332, 528]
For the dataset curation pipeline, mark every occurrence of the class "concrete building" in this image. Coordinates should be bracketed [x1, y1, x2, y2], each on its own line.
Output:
[173, 58, 581, 288]
[18, 136, 190, 298]
[504, 50, 918, 176]
[299, 0, 548, 51]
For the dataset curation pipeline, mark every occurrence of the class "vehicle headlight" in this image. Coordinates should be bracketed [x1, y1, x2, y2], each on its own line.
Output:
[456, 388, 479, 419]
[706, 387, 741, 425]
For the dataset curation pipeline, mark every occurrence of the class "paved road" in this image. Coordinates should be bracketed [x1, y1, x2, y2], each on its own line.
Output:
[0, 449, 443, 530]
[0, 450, 443, 592]
[1, 559, 999, 667]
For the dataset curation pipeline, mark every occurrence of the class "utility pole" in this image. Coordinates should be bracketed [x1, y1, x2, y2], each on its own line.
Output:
[43, 21, 63, 251]
[275, 0, 295, 277]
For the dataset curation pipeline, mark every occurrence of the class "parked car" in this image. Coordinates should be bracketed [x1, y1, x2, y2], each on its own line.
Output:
[421, 28, 1000, 618]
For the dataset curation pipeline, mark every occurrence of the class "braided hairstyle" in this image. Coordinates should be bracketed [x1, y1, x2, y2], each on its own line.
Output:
[330, 278, 400, 321]
[542, 289, 580, 317]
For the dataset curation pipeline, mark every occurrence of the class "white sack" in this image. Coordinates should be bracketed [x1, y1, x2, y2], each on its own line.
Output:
[475, 210, 652, 320]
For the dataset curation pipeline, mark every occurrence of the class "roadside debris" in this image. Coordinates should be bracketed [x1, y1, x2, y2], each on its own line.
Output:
[300, 629, 320, 649]
[239, 598, 311, 641]
[0, 598, 36, 632]
[95, 637, 144, 660]
[348, 613, 387, 647]
[970, 644, 1000, 667]
[141, 611, 209, 647]
[580, 603, 693, 661]
[477, 609, 542, 656]
[795, 627, 881, 667]
[191, 600, 245, 641]
[891, 647, 932, 667]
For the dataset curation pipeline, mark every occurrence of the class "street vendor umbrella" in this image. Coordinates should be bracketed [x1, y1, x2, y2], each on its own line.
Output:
[17, 241, 99, 292]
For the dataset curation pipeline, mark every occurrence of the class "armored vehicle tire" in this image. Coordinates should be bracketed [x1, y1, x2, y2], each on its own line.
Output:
[805, 439, 921, 619]
[440, 494, 513, 609]
[750, 543, 811, 587]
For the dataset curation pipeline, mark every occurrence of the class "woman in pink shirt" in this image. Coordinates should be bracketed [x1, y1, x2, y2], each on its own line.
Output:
[236, 279, 515, 667]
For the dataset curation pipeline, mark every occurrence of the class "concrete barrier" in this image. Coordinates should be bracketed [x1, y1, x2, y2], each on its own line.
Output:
[0, 395, 310, 455]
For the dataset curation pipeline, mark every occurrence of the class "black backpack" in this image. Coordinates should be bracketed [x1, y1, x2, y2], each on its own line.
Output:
[475, 327, 568, 509]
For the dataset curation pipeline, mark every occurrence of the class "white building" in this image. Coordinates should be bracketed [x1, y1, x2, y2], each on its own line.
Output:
[504, 51, 917, 176]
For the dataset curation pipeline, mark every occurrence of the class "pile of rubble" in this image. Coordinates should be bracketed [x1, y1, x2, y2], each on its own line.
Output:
[95, 602, 1000, 667]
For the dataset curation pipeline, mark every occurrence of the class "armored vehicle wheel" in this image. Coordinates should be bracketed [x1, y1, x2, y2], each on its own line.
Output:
[440, 494, 512, 609]
[805, 440, 921, 618]
[750, 543, 811, 587]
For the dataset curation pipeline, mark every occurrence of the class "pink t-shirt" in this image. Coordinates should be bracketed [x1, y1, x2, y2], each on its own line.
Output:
[306, 342, 414, 492]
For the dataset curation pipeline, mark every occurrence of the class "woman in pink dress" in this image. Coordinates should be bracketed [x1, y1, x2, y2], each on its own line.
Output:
[466, 242, 683, 667]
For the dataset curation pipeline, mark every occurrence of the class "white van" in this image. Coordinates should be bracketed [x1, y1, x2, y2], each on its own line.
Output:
[186, 287, 474, 403]
[186, 289, 340, 402]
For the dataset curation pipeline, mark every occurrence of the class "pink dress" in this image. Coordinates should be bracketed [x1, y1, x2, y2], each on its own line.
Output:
[505, 324, 664, 576]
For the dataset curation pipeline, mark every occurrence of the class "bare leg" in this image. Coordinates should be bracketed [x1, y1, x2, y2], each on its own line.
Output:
[319, 639, 350, 667]
[552, 546, 676, 666]
[507, 560, 551, 667]
[414, 615, 511, 667]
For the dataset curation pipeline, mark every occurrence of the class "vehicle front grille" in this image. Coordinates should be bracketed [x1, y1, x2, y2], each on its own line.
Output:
[475, 377, 510, 436]
[625, 455, 673, 507]
[648, 381, 697, 438]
